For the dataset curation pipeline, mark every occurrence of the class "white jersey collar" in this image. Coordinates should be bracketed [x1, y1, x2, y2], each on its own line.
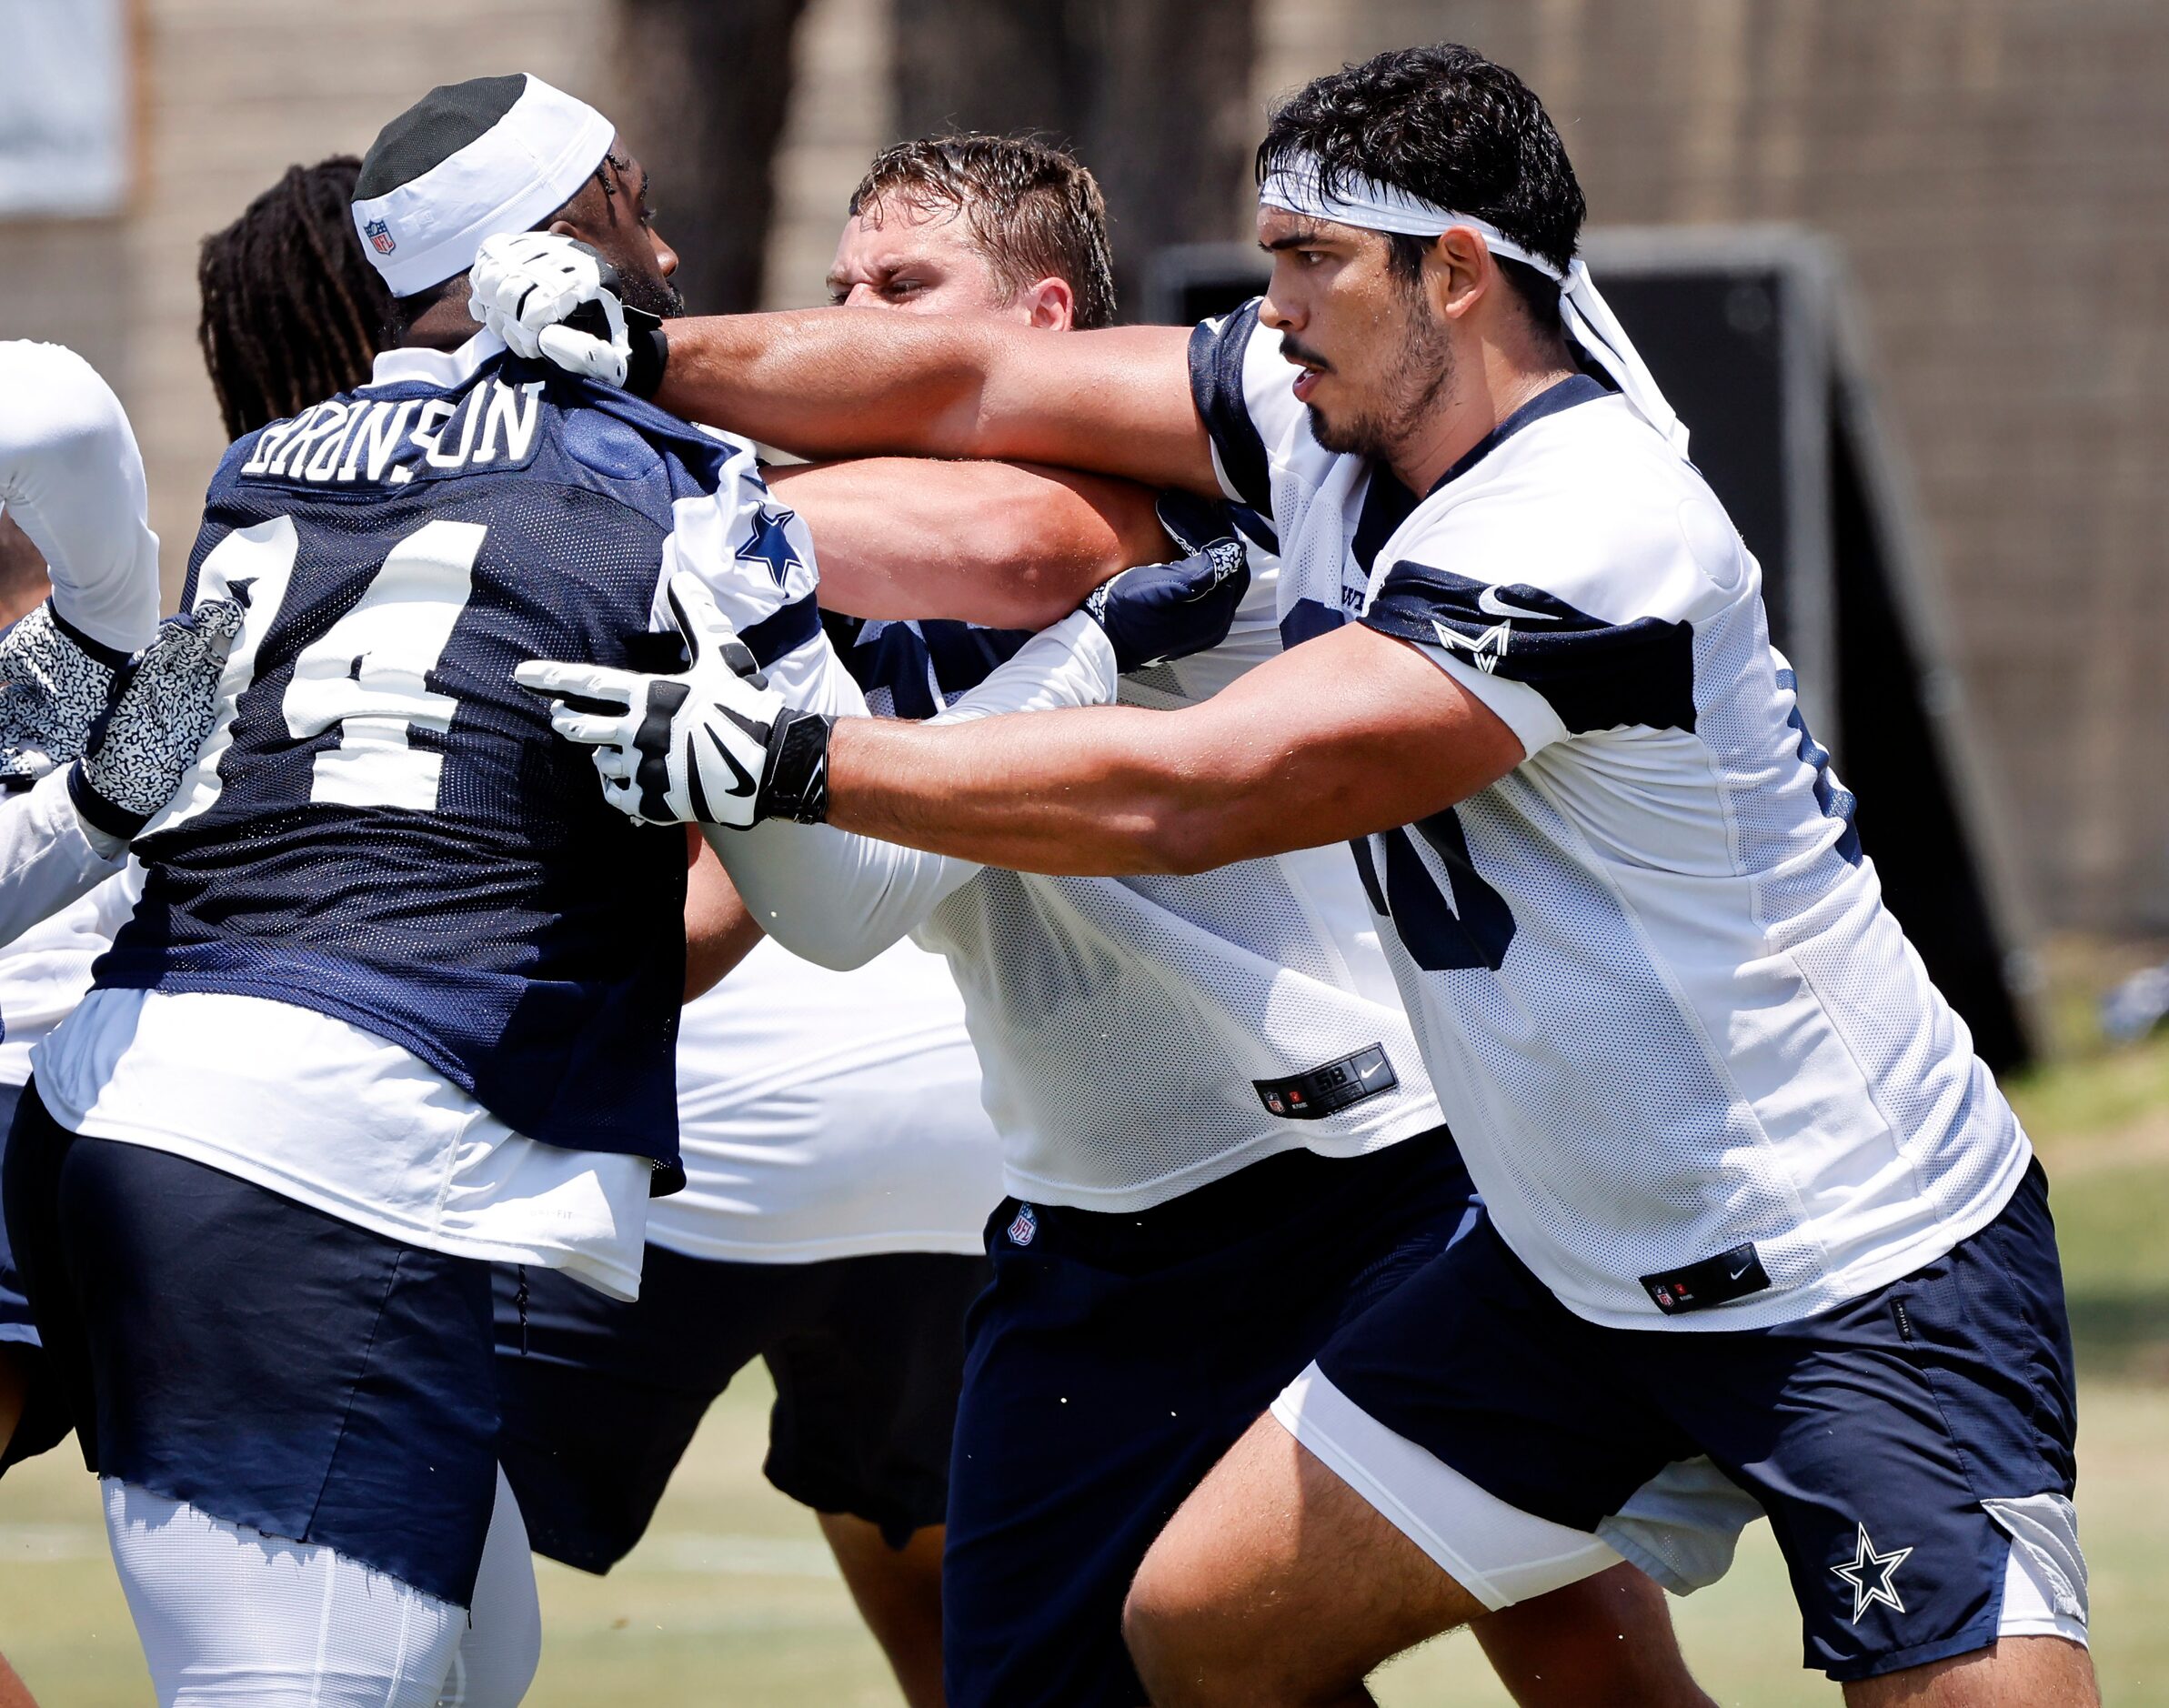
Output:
[364, 327, 507, 392]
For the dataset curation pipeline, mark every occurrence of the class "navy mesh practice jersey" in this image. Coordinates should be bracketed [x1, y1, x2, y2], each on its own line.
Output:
[95, 341, 830, 1176]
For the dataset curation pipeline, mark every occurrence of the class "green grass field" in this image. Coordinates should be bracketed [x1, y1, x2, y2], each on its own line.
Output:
[5, 946, 2165, 1704]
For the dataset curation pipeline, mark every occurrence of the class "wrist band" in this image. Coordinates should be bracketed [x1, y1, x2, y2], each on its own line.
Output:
[623, 306, 668, 400]
[763, 710, 835, 823]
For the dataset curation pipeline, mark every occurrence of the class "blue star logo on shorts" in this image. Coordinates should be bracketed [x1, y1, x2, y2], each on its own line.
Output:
[1832, 1523, 1913, 1623]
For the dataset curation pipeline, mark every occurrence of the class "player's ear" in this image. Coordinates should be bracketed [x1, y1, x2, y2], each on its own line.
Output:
[1431, 228, 1490, 325]
[1020, 276, 1075, 333]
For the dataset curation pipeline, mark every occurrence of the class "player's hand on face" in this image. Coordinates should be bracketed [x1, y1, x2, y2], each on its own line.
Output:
[1081, 491, 1250, 675]
[0, 599, 127, 785]
[469, 231, 631, 384]
[66, 598, 245, 844]
[515, 571, 836, 831]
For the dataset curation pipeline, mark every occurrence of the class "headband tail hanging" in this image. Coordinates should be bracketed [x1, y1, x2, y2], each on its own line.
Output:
[1260, 155, 1691, 457]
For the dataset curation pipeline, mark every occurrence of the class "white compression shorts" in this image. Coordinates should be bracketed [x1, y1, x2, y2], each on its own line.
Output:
[104, 1467, 541, 1707]
[1271, 1363, 2088, 1647]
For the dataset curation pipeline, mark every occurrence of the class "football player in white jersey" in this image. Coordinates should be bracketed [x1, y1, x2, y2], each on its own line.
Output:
[0, 342, 247, 1708]
[500, 43, 2094, 1708]
[507, 135, 1729, 1708]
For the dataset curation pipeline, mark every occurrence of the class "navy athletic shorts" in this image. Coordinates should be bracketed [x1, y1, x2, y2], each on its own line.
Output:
[0, 1078, 71, 1475]
[943, 1130, 1478, 1708]
[2, 1081, 501, 1606]
[1311, 1159, 2079, 1681]
[495, 1244, 989, 1571]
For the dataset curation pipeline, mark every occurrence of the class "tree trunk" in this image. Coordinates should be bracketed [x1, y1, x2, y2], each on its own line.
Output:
[615, 0, 814, 314]
[891, 0, 1257, 317]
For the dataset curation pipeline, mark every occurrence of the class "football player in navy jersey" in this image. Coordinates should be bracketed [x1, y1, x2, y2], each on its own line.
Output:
[2, 74, 1230, 1707]
[502, 43, 2094, 1708]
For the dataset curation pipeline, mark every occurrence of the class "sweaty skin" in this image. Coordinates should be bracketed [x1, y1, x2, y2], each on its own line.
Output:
[409, 145, 1169, 630]
[820, 619, 1523, 876]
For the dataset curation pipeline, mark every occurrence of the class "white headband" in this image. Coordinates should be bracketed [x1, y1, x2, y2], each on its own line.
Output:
[352, 75, 616, 298]
[1260, 153, 1688, 457]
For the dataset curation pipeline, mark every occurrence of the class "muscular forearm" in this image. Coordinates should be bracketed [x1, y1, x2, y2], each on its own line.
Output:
[657, 311, 1218, 494]
[772, 457, 1170, 629]
[818, 625, 1527, 879]
[825, 706, 1281, 878]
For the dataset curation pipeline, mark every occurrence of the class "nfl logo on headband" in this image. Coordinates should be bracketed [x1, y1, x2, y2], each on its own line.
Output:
[351, 72, 616, 298]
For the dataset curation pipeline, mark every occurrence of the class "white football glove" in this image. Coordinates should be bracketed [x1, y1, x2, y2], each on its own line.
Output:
[468, 231, 632, 385]
[515, 571, 832, 829]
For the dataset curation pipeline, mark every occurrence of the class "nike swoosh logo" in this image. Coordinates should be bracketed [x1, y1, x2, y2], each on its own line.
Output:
[704, 721, 758, 798]
[1727, 1261, 1753, 1281]
[1477, 586, 1561, 622]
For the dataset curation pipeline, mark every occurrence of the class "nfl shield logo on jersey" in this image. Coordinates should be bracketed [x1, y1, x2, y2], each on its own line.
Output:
[1007, 1203, 1039, 1247]
[365, 218, 396, 256]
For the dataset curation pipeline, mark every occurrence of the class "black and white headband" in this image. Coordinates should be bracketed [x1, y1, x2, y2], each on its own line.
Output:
[351, 74, 615, 299]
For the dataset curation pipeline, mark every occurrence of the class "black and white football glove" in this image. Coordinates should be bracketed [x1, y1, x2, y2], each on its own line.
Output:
[67, 598, 244, 842]
[514, 571, 831, 830]
[1081, 490, 1250, 674]
[468, 232, 668, 397]
[0, 599, 133, 787]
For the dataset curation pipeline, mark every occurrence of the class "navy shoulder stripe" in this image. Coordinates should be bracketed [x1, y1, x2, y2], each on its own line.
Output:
[739, 590, 821, 668]
[1365, 560, 1697, 736]
[1187, 301, 1273, 516]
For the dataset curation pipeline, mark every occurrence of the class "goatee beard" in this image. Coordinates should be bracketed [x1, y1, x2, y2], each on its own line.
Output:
[1309, 298, 1453, 464]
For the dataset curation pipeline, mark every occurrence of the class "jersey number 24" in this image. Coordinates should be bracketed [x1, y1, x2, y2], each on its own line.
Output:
[150, 513, 483, 832]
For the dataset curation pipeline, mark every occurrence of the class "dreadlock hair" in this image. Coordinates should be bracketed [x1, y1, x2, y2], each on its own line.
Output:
[849, 134, 1118, 329]
[197, 156, 395, 440]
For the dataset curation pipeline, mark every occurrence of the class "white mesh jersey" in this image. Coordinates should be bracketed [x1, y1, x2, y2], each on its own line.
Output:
[1191, 300, 2032, 1330]
[855, 513, 1449, 1215]
[650, 934, 1003, 1262]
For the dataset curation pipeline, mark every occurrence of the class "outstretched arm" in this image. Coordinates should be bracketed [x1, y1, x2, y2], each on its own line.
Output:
[769, 457, 1170, 629]
[656, 313, 1216, 493]
[0, 341, 160, 655]
[820, 624, 1526, 876]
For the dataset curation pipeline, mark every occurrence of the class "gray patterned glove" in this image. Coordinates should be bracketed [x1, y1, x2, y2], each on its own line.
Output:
[0, 600, 133, 786]
[67, 598, 244, 842]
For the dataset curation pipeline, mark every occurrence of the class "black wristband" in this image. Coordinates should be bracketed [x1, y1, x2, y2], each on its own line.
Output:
[66, 759, 147, 843]
[46, 602, 135, 672]
[623, 306, 668, 400]
[762, 709, 835, 824]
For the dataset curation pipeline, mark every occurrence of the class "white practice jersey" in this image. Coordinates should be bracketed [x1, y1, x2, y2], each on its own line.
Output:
[0, 340, 162, 657]
[830, 514, 1450, 1216]
[1191, 300, 2031, 1330]
[650, 934, 1003, 1263]
[0, 866, 137, 1084]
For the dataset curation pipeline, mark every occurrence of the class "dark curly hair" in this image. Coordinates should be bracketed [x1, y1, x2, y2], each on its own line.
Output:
[196, 156, 393, 440]
[849, 134, 1118, 330]
[1259, 45, 1583, 336]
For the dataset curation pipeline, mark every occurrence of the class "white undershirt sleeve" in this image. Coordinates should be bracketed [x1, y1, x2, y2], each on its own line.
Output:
[0, 342, 162, 654]
[708, 613, 1120, 970]
[0, 768, 128, 949]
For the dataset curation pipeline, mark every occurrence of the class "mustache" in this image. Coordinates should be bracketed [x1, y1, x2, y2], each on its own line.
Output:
[1278, 334, 1333, 374]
